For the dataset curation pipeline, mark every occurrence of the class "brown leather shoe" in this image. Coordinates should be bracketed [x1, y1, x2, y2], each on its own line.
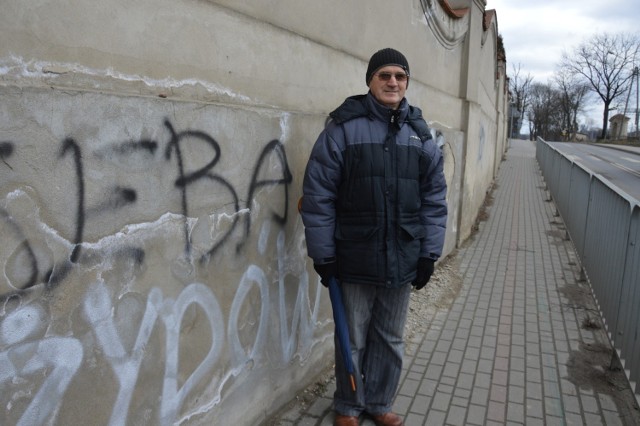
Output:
[334, 413, 359, 426]
[370, 412, 403, 426]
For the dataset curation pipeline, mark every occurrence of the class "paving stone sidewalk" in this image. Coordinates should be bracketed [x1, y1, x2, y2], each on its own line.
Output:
[266, 139, 640, 426]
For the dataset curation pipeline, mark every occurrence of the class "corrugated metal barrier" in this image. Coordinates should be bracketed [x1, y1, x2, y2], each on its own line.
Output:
[536, 138, 640, 399]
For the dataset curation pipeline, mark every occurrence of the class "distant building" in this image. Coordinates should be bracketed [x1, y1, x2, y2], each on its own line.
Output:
[609, 114, 631, 139]
[574, 133, 588, 142]
[508, 102, 521, 139]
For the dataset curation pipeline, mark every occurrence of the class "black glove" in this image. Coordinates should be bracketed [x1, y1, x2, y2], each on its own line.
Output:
[412, 258, 434, 290]
[313, 261, 338, 287]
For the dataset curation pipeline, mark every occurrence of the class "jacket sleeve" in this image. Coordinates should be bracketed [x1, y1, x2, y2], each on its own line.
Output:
[420, 140, 448, 260]
[300, 124, 344, 263]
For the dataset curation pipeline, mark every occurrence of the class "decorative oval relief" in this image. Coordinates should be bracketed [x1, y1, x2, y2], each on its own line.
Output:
[419, 0, 469, 50]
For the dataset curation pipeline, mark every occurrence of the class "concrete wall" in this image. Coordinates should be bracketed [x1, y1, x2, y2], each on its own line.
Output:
[0, 0, 507, 424]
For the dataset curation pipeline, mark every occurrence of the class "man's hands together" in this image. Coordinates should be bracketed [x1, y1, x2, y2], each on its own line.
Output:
[412, 258, 434, 290]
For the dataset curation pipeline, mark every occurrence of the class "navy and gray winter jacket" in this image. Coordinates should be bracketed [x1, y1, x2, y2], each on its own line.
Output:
[301, 93, 447, 287]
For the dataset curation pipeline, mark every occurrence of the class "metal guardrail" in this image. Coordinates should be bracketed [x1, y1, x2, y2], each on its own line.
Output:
[536, 138, 640, 400]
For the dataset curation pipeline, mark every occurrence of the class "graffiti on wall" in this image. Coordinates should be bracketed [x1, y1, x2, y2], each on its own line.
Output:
[478, 123, 486, 163]
[0, 117, 326, 425]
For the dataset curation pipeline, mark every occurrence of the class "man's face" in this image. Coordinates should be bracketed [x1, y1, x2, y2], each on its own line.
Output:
[368, 65, 408, 110]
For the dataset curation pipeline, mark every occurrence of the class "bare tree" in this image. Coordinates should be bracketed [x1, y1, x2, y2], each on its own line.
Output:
[508, 63, 533, 137]
[561, 32, 640, 139]
[553, 67, 590, 141]
[527, 83, 563, 141]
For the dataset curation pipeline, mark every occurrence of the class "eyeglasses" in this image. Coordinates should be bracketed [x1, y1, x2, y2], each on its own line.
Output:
[375, 72, 409, 82]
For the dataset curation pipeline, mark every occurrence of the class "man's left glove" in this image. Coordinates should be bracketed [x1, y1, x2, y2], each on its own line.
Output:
[412, 258, 434, 290]
[313, 261, 338, 287]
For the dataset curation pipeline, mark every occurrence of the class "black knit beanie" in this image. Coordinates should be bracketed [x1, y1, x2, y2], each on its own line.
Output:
[366, 48, 410, 85]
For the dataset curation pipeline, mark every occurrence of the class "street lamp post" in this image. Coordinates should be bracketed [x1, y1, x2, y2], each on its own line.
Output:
[634, 67, 639, 136]
[620, 66, 639, 139]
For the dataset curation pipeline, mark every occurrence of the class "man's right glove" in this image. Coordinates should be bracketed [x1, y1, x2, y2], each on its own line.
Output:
[313, 261, 338, 287]
[412, 258, 434, 290]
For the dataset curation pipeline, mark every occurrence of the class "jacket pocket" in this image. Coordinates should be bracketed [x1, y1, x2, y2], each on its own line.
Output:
[335, 220, 382, 281]
[335, 223, 380, 241]
[399, 222, 426, 240]
[397, 222, 424, 282]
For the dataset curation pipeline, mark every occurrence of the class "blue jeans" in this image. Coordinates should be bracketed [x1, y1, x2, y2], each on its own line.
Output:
[333, 282, 412, 416]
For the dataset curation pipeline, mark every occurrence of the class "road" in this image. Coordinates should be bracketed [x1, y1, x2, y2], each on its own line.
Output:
[546, 142, 640, 201]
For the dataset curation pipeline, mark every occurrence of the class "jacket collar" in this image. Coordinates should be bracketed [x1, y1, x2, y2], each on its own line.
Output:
[329, 93, 431, 142]
[365, 92, 409, 124]
[329, 93, 408, 124]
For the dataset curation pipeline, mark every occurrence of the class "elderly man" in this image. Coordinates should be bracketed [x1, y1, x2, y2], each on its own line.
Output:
[300, 48, 448, 426]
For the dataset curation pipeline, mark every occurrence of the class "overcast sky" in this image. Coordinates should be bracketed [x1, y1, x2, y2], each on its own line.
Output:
[485, 0, 640, 125]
